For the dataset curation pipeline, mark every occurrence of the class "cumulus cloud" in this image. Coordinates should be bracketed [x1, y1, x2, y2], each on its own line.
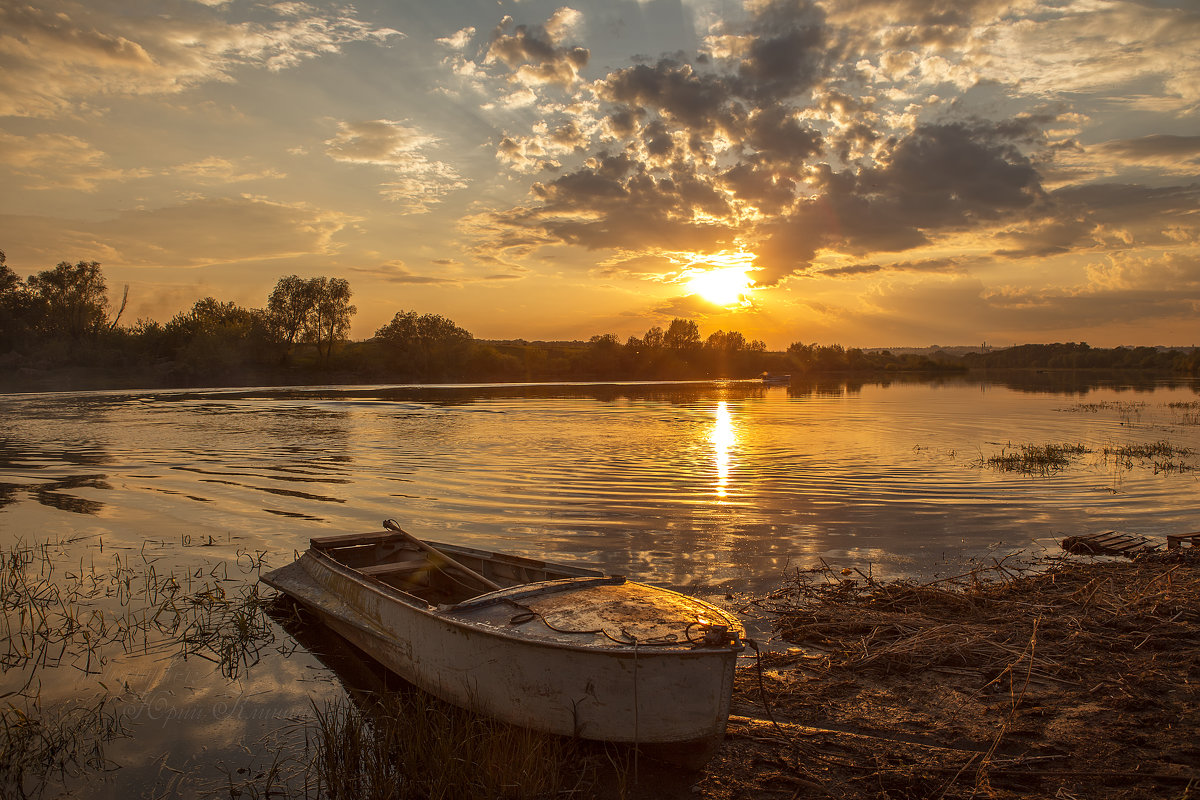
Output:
[484, 9, 589, 88]
[0, 1, 402, 117]
[324, 120, 467, 212]
[468, 0, 1200, 346]
[436, 27, 476, 50]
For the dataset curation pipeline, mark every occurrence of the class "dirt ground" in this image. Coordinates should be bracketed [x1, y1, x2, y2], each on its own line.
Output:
[687, 549, 1200, 800]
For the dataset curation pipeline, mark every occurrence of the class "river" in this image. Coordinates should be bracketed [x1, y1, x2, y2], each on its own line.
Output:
[1, 375, 1198, 796]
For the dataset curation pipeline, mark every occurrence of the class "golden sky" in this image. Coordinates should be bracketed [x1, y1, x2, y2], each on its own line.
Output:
[2, 0, 1198, 348]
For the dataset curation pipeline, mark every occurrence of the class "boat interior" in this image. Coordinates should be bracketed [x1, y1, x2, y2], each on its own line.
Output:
[310, 529, 602, 606]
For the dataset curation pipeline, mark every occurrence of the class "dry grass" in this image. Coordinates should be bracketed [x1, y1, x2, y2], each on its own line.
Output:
[701, 551, 1200, 799]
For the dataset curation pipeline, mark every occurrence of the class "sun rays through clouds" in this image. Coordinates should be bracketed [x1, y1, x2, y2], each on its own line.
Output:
[0, 0, 1197, 345]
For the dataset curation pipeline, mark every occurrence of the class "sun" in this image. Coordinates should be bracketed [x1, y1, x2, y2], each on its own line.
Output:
[686, 267, 754, 306]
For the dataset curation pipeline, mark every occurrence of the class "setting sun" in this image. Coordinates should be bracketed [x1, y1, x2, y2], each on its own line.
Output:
[686, 267, 754, 307]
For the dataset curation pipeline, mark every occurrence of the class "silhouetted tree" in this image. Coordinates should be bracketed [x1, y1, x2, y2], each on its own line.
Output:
[164, 297, 270, 372]
[265, 275, 316, 358]
[374, 310, 472, 378]
[664, 318, 701, 350]
[26, 260, 112, 341]
[0, 250, 33, 352]
[307, 277, 355, 364]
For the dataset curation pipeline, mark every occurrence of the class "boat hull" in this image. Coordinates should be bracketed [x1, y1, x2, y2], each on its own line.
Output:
[262, 548, 741, 760]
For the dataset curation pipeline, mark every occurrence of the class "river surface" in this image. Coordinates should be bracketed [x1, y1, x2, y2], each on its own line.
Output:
[2, 376, 1199, 796]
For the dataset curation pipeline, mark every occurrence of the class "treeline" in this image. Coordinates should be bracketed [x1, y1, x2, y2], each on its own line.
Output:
[960, 341, 1200, 372]
[0, 256, 784, 386]
[2, 254, 1196, 390]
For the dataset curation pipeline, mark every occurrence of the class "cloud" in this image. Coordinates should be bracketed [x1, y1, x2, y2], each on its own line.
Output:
[0, 1, 402, 118]
[324, 120, 467, 212]
[348, 261, 459, 284]
[436, 27, 475, 51]
[496, 120, 590, 172]
[0, 129, 149, 190]
[324, 120, 439, 165]
[174, 156, 285, 183]
[470, 149, 739, 262]
[820, 258, 962, 278]
[484, 9, 589, 88]
[1094, 135, 1200, 173]
[1, 195, 355, 269]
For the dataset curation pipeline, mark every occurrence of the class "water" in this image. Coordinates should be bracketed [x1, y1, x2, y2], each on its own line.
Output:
[2, 376, 1198, 796]
[5, 378, 1199, 587]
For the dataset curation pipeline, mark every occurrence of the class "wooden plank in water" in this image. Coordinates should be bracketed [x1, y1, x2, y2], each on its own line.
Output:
[1166, 531, 1200, 550]
[1061, 530, 1160, 557]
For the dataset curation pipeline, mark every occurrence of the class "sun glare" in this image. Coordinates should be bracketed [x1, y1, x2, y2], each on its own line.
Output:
[686, 267, 753, 306]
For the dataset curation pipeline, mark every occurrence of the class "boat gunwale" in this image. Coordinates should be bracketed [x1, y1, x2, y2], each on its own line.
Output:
[285, 546, 745, 657]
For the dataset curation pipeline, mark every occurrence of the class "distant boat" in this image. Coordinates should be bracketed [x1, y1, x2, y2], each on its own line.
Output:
[261, 521, 745, 767]
[760, 372, 791, 384]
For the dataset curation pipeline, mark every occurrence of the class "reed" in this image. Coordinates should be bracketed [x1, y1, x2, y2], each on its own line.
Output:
[0, 694, 129, 800]
[981, 443, 1089, 475]
[1, 538, 276, 693]
[307, 687, 594, 800]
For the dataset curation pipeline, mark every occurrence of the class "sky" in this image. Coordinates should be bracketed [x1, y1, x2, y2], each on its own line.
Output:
[1, 0, 1198, 349]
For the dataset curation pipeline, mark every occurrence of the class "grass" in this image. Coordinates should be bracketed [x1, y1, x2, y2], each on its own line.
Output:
[981, 443, 1090, 475]
[1101, 441, 1197, 474]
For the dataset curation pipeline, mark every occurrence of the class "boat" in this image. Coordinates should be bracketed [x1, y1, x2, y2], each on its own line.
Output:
[760, 372, 791, 384]
[260, 521, 745, 767]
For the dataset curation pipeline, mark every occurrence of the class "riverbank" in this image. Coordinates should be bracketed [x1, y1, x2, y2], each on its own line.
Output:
[699, 549, 1199, 799]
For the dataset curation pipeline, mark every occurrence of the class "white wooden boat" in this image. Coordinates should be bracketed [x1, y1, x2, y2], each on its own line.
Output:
[260, 522, 745, 766]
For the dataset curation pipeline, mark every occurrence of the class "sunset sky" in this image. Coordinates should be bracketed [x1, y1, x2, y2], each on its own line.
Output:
[2, 0, 1197, 349]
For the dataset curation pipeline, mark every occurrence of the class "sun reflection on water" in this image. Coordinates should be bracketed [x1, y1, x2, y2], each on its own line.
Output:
[710, 400, 736, 498]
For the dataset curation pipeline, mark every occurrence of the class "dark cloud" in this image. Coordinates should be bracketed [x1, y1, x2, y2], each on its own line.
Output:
[821, 258, 960, 277]
[732, 0, 828, 99]
[485, 11, 588, 87]
[597, 61, 743, 139]
[511, 151, 735, 252]
[755, 121, 1046, 282]
[719, 162, 797, 215]
[1095, 134, 1200, 164]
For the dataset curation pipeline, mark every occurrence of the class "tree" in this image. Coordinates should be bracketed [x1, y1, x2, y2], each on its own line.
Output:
[374, 310, 473, 378]
[26, 260, 112, 340]
[664, 318, 701, 350]
[307, 277, 355, 363]
[164, 297, 269, 371]
[265, 275, 316, 355]
[0, 250, 33, 352]
[706, 330, 747, 351]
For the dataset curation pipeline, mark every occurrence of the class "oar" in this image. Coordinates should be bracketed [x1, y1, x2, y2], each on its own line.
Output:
[382, 519, 501, 592]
